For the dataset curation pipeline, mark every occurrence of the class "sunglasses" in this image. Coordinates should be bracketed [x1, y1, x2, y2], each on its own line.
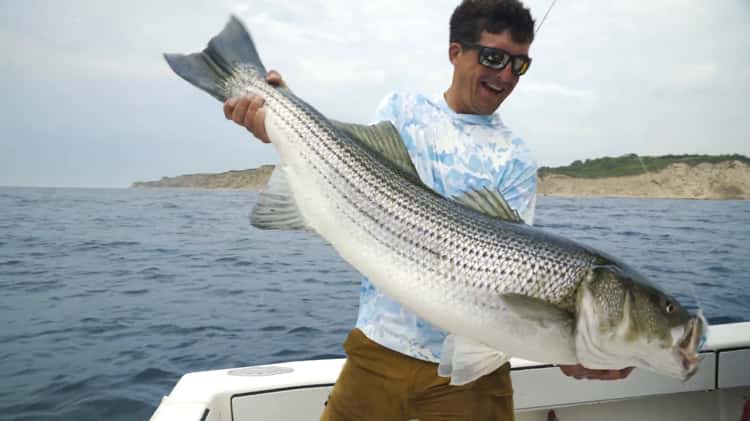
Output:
[461, 43, 532, 76]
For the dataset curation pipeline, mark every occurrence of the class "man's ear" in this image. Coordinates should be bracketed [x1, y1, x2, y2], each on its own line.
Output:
[448, 42, 462, 65]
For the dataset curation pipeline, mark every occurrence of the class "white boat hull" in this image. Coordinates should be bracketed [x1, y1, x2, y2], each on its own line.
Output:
[151, 322, 750, 421]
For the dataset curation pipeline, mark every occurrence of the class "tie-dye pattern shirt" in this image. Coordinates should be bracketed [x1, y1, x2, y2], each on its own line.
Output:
[354, 91, 538, 362]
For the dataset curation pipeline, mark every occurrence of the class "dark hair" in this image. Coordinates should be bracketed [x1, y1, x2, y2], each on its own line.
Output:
[450, 0, 535, 45]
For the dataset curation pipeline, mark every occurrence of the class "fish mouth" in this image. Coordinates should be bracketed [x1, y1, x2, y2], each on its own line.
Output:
[675, 315, 706, 380]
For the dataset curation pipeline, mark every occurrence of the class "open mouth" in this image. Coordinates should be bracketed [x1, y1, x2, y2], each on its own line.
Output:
[481, 81, 506, 96]
[676, 316, 705, 378]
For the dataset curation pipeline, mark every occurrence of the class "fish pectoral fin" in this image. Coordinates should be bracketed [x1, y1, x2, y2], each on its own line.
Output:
[250, 166, 310, 231]
[438, 334, 509, 386]
[331, 120, 423, 185]
[500, 293, 575, 327]
[452, 188, 525, 223]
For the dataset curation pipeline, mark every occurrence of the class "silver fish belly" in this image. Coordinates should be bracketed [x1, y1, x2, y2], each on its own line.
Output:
[224, 63, 594, 362]
[165, 16, 706, 383]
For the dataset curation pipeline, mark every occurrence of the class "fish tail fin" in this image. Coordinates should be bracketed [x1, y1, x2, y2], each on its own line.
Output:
[163, 16, 267, 101]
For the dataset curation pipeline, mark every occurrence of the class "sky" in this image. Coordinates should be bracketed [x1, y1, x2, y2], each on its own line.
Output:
[1, 0, 748, 188]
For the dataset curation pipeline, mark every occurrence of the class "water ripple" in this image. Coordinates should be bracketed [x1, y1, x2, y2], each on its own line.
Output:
[1, 188, 748, 421]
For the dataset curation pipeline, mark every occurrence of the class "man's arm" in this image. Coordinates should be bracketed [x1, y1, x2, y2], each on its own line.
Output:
[559, 364, 634, 380]
[223, 70, 285, 143]
[224, 74, 632, 383]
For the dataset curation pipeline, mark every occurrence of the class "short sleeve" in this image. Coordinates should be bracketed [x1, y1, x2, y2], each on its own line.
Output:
[372, 91, 401, 126]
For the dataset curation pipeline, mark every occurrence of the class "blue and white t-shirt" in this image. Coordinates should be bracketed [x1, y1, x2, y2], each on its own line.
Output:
[354, 91, 538, 362]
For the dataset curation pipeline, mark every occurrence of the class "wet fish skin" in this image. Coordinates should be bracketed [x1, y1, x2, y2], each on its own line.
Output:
[164, 16, 705, 384]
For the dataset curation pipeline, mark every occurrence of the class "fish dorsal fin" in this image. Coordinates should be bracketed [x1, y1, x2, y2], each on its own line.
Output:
[331, 120, 422, 184]
[453, 187, 525, 223]
[332, 119, 524, 224]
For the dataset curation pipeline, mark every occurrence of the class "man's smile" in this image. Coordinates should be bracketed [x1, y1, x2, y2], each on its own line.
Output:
[480, 80, 508, 96]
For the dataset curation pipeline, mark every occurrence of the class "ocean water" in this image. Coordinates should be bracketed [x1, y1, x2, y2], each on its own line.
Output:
[0, 187, 748, 420]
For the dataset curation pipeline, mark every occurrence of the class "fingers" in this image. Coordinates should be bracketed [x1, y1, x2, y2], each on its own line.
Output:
[558, 364, 634, 381]
[582, 367, 632, 380]
[223, 95, 270, 143]
[266, 70, 287, 89]
[244, 95, 265, 129]
[246, 96, 270, 143]
[558, 364, 584, 379]
[230, 96, 252, 125]
[222, 70, 286, 143]
[223, 97, 238, 120]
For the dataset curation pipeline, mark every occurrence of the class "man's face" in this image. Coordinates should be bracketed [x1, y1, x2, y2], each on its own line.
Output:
[449, 30, 531, 115]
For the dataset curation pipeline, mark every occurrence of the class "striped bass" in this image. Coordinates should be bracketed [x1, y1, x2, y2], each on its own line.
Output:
[165, 17, 706, 385]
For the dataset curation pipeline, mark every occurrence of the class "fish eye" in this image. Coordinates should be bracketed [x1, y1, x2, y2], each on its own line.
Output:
[665, 302, 675, 314]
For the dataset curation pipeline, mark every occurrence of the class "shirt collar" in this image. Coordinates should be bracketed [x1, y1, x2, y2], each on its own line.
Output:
[434, 93, 505, 127]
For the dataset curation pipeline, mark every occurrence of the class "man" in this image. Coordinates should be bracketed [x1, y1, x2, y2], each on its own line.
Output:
[224, 1, 631, 419]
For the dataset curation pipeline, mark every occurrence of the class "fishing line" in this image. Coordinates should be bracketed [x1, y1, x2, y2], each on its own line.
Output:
[635, 153, 711, 315]
[532, 0, 714, 323]
[535, 0, 560, 34]
[688, 280, 706, 320]
[532, 0, 712, 318]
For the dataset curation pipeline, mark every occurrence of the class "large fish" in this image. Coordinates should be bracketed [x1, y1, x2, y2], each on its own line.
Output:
[165, 17, 706, 385]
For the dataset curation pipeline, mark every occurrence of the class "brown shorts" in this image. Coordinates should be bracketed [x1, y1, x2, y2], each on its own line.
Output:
[320, 329, 514, 421]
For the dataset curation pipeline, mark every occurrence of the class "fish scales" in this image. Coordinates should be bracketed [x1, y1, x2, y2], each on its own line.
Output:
[165, 16, 707, 382]
[224, 67, 592, 314]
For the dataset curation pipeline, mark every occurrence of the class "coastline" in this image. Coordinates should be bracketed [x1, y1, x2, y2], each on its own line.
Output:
[131, 165, 274, 191]
[132, 160, 750, 200]
[538, 160, 749, 200]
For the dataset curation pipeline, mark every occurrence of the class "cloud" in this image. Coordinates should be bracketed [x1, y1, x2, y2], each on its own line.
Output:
[521, 81, 596, 100]
[1, 0, 749, 187]
[2, 32, 155, 81]
[665, 63, 717, 90]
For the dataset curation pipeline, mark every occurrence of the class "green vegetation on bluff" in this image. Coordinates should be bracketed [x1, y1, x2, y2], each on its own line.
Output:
[538, 154, 750, 179]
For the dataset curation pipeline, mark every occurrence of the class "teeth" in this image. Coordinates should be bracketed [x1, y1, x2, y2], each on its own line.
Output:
[678, 346, 700, 374]
[676, 317, 703, 378]
[679, 318, 701, 351]
[482, 81, 504, 94]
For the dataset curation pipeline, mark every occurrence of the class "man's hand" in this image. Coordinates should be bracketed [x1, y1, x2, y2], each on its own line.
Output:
[559, 364, 634, 380]
[223, 70, 286, 143]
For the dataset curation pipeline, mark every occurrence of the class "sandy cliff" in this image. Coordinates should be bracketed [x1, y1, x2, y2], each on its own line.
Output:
[538, 160, 750, 200]
[131, 165, 274, 190]
[133, 161, 750, 200]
